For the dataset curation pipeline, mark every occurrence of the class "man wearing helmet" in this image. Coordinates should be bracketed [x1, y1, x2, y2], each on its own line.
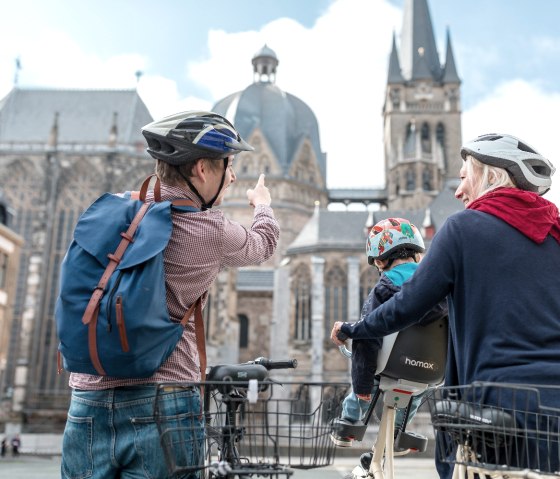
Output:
[330, 218, 448, 452]
[62, 111, 279, 479]
[331, 133, 560, 478]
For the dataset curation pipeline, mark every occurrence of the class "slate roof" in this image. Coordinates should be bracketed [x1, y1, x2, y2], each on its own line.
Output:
[387, 32, 405, 84]
[286, 207, 429, 255]
[236, 268, 275, 292]
[286, 180, 465, 256]
[426, 179, 463, 230]
[442, 30, 461, 84]
[212, 61, 325, 181]
[0, 88, 152, 145]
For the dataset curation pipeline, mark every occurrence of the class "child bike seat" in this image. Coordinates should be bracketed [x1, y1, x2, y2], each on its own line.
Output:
[376, 318, 448, 386]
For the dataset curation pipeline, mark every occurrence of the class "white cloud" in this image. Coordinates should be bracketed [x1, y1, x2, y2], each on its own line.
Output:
[462, 79, 560, 206]
[0, 28, 147, 91]
[184, 0, 401, 189]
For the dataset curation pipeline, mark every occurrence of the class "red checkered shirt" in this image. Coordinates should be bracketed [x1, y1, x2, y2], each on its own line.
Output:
[69, 182, 279, 390]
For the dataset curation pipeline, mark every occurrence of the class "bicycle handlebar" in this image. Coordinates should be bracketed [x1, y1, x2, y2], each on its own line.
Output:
[336, 330, 349, 342]
[251, 357, 298, 370]
[336, 331, 352, 358]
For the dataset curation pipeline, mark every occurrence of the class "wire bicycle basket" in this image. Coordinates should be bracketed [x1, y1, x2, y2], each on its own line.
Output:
[428, 382, 560, 477]
[155, 380, 350, 478]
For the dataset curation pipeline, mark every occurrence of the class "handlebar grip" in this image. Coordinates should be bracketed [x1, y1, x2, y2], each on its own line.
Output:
[253, 357, 298, 370]
[336, 330, 349, 342]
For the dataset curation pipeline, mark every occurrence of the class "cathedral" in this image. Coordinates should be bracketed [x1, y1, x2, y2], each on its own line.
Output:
[0, 0, 462, 432]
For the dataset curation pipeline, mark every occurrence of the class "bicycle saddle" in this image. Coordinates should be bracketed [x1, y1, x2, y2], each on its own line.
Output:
[206, 363, 268, 385]
[432, 399, 516, 447]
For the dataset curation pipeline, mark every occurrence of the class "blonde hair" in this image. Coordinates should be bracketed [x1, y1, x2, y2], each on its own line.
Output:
[464, 155, 516, 199]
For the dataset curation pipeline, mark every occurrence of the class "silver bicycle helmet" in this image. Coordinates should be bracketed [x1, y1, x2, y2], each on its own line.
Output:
[141, 111, 254, 210]
[142, 110, 253, 165]
[460, 133, 555, 195]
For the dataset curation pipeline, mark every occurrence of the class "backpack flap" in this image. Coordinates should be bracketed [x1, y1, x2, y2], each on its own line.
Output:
[73, 193, 173, 268]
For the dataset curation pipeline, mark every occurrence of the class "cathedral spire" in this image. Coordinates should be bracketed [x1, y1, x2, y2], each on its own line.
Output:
[442, 28, 461, 83]
[399, 0, 442, 81]
[387, 32, 405, 84]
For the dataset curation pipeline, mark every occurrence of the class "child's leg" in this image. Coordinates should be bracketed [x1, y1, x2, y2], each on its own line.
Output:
[394, 389, 428, 427]
[341, 391, 364, 423]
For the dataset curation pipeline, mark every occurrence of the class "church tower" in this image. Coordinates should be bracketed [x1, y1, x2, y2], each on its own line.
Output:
[383, 0, 462, 210]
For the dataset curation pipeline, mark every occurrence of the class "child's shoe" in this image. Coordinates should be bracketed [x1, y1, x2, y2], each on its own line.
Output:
[330, 418, 356, 447]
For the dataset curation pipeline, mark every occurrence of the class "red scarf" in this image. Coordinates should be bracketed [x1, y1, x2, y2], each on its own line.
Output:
[467, 187, 560, 244]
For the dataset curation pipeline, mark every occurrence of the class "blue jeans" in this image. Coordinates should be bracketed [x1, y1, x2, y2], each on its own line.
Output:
[62, 385, 202, 479]
[342, 382, 426, 428]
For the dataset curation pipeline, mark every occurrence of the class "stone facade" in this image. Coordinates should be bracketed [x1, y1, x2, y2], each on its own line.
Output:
[0, 0, 463, 433]
[0, 220, 23, 424]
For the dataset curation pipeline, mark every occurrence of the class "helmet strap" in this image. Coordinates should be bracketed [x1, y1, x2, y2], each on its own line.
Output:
[177, 157, 228, 211]
[204, 158, 229, 209]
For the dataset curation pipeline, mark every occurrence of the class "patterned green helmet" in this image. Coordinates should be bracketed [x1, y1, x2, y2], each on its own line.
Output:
[366, 218, 425, 264]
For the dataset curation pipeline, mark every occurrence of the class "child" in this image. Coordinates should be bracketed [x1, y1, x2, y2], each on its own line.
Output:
[331, 217, 448, 450]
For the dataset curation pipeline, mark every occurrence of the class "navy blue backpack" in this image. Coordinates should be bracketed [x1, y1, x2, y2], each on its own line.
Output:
[55, 176, 204, 378]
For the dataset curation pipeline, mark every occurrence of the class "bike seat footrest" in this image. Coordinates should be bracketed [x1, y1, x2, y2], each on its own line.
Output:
[395, 430, 428, 453]
[333, 422, 368, 441]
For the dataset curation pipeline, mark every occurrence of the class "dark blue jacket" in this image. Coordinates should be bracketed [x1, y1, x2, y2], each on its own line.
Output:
[342, 209, 560, 389]
[351, 263, 448, 395]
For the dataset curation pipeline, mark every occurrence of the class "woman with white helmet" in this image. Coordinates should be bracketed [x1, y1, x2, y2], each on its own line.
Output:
[331, 133, 560, 478]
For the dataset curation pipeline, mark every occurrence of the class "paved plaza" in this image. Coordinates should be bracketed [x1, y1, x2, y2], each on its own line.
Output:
[0, 454, 439, 478]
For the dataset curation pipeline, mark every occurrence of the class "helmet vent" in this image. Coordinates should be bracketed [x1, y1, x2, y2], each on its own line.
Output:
[475, 134, 502, 142]
[523, 159, 551, 177]
[517, 141, 537, 154]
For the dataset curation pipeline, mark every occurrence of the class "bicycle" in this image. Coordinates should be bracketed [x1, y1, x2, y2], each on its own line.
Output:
[336, 317, 448, 479]
[154, 357, 350, 478]
[428, 382, 560, 479]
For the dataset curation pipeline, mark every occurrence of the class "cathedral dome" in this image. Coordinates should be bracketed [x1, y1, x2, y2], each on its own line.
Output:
[212, 45, 326, 181]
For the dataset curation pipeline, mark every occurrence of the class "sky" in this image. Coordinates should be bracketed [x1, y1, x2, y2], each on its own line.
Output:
[1, 0, 560, 205]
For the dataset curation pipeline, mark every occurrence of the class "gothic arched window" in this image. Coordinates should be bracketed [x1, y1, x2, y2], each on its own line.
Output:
[421, 122, 431, 153]
[436, 123, 445, 147]
[324, 265, 347, 339]
[406, 167, 416, 191]
[359, 267, 379, 318]
[238, 314, 249, 349]
[422, 167, 433, 191]
[292, 264, 312, 341]
[436, 123, 447, 169]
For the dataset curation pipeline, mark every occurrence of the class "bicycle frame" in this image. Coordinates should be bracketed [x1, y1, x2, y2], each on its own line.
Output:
[346, 377, 429, 479]
[451, 445, 549, 479]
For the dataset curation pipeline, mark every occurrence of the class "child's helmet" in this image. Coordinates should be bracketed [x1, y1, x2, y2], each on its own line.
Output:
[142, 110, 254, 165]
[460, 133, 555, 195]
[366, 218, 425, 265]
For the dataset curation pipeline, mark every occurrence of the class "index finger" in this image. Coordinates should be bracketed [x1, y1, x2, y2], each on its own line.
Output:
[256, 173, 265, 187]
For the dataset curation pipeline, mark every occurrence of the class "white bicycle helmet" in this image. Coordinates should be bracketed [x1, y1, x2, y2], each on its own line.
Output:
[366, 218, 425, 265]
[460, 133, 555, 195]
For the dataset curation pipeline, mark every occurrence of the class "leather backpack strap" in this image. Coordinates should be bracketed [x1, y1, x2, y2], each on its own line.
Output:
[180, 297, 206, 382]
[139, 174, 161, 202]
[81, 200, 151, 375]
[136, 176, 197, 209]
